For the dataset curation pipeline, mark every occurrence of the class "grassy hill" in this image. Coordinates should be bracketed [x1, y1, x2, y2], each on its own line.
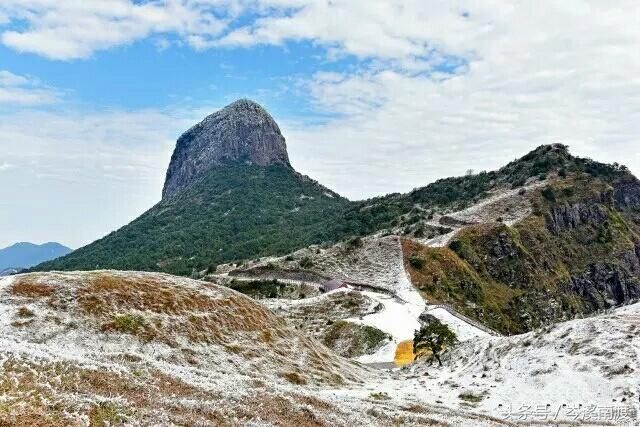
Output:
[36, 165, 350, 276]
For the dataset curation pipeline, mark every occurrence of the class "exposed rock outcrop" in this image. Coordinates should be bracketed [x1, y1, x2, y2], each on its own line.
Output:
[545, 202, 609, 234]
[569, 247, 640, 309]
[613, 176, 640, 210]
[162, 99, 291, 199]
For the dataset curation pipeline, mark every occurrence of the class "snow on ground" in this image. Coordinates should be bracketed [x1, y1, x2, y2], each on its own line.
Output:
[445, 181, 546, 226]
[3, 271, 638, 425]
[417, 181, 547, 248]
[348, 237, 489, 363]
[425, 307, 490, 342]
[351, 302, 640, 426]
[246, 234, 490, 364]
[350, 291, 423, 364]
[0, 272, 518, 426]
[424, 229, 459, 247]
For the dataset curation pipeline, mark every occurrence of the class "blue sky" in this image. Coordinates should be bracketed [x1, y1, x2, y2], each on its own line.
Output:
[1, 1, 639, 249]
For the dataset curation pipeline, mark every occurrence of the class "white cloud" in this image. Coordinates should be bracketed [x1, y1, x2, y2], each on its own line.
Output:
[1, 0, 640, 242]
[269, 1, 640, 198]
[0, 70, 60, 105]
[0, 106, 203, 247]
[0, 162, 15, 171]
[0, 0, 233, 60]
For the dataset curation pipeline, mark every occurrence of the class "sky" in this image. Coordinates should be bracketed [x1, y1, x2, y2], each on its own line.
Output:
[0, 1, 639, 249]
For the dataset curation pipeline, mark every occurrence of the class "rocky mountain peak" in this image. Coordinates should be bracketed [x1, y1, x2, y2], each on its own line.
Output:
[162, 99, 291, 199]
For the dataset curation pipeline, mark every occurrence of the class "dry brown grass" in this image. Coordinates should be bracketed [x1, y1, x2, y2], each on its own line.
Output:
[237, 394, 329, 427]
[0, 354, 360, 427]
[280, 371, 308, 385]
[79, 273, 281, 336]
[9, 281, 56, 298]
[0, 356, 230, 426]
[4, 272, 365, 394]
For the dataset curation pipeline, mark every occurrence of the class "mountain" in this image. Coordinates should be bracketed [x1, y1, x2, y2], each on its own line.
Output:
[163, 99, 291, 199]
[223, 144, 640, 336]
[34, 100, 640, 333]
[0, 242, 71, 271]
[0, 268, 19, 277]
[36, 100, 349, 276]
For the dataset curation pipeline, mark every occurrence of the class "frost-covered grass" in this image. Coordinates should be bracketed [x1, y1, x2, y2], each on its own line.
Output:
[4, 271, 635, 425]
[354, 302, 640, 425]
[0, 271, 512, 426]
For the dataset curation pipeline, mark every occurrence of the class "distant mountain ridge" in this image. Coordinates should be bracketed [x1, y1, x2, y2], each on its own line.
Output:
[0, 242, 71, 271]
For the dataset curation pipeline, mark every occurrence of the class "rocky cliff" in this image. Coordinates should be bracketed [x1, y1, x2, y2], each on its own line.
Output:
[403, 169, 640, 334]
[162, 99, 291, 199]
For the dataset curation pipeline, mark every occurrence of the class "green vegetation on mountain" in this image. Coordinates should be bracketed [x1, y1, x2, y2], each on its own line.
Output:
[404, 165, 640, 334]
[342, 144, 631, 236]
[36, 143, 640, 309]
[36, 165, 350, 276]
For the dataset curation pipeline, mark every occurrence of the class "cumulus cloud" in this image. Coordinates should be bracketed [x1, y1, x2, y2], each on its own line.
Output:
[0, 0, 232, 59]
[0, 70, 60, 105]
[272, 1, 640, 198]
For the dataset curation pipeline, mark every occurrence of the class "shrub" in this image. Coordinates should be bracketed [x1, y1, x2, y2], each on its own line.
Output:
[16, 306, 35, 318]
[111, 314, 145, 332]
[409, 254, 426, 270]
[458, 392, 483, 403]
[299, 256, 314, 268]
[541, 187, 556, 202]
[346, 236, 363, 248]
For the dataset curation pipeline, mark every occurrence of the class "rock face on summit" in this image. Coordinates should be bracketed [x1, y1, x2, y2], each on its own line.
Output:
[162, 99, 291, 199]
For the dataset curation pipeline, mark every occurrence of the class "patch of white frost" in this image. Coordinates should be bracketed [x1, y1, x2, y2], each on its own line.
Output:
[425, 307, 490, 342]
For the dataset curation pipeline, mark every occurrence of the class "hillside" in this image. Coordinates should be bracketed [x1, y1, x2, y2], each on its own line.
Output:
[33, 101, 640, 337]
[217, 144, 640, 336]
[37, 165, 348, 276]
[401, 161, 640, 334]
[388, 301, 640, 425]
[341, 143, 634, 237]
[0, 242, 71, 271]
[0, 271, 512, 426]
[3, 271, 638, 425]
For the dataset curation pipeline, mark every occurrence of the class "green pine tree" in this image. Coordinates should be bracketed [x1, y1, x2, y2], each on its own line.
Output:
[413, 320, 458, 366]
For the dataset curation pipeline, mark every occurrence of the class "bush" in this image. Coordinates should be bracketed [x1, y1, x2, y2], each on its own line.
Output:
[409, 254, 426, 270]
[541, 187, 556, 202]
[346, 236, 363, 248]
[299, 256, 314, 268]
